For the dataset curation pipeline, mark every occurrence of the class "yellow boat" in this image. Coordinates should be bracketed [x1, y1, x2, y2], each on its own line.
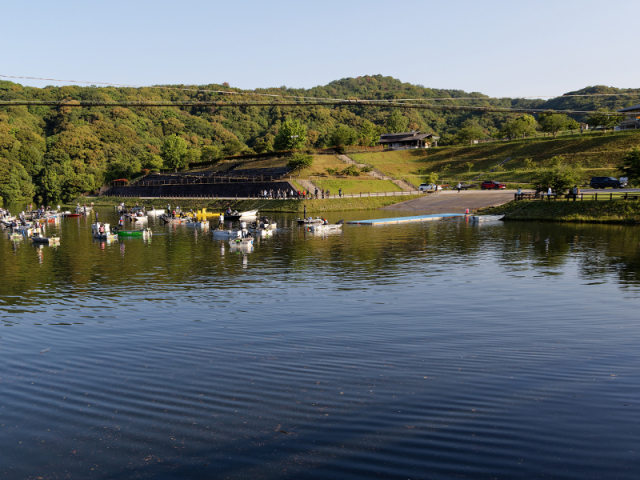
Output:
[196, 208, 222, 221]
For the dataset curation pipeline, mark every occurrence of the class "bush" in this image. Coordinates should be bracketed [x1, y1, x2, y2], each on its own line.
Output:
[341, 165, 361, 176]
[360, 165, 373, 173]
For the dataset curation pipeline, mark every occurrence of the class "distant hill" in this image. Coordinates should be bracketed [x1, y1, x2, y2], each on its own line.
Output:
[1, 75, 639, 205]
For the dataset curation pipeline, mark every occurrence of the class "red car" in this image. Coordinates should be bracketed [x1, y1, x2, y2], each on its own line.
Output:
[481, 180, 506, 190]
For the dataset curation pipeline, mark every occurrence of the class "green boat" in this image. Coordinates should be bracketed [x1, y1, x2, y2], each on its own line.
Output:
[117, 228, 152, 237]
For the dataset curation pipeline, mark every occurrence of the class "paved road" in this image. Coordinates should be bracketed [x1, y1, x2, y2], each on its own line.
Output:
[382, 190, 516, 213]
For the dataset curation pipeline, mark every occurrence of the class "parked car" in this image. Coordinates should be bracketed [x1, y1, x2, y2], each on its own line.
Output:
[481, 180, 506, 190]
[419, 183, 441, 191]
[589, 176, 628, 189]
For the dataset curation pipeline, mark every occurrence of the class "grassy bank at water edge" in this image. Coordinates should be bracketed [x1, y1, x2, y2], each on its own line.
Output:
[482, 199, 640, 224]
[73, 195, 422, 214]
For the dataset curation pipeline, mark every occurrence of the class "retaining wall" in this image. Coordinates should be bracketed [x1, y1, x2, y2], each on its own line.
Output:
[103, 181, 296, 198]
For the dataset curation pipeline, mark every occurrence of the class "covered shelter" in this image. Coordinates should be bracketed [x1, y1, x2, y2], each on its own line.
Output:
[378, 131, 440, 149]
[616, 104, 640, 130]
[111, 178, 130, 187]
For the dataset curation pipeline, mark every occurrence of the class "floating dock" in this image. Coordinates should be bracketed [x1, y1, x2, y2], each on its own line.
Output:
[347, 213, 466, 226]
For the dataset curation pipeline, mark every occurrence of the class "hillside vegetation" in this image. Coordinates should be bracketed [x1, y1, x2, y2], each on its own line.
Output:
[3, 75, 640, 205]
[350, 130, 640, 186]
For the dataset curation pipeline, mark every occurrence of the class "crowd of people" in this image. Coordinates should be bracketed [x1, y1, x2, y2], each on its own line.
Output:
[259, 187, 344, 199]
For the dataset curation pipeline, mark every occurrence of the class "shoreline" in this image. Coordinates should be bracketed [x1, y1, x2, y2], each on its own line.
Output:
[71, 195, 423, 214]
[482, 200, 640, 224]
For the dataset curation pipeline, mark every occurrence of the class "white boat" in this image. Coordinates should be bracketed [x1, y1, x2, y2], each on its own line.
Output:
[308, 223, 343, 233]
[225, 209, 259, 221]
[145, 208, 166, 216]
[91, 222, 118, 240]
[131, 215, 148, 223]
[469, 215, 504, 223]
[31, 234, 60, 245]
[213, 229, 243, 239]
[249, 227, 273, 237]
[186, 221, 209, 230]
[229, 237, 253, 246]
[297, 217, 324, 225]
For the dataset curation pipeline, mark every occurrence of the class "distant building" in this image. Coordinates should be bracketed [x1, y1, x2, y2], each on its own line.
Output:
[378, 131, 440, 149]
[616, 104, 640, 130]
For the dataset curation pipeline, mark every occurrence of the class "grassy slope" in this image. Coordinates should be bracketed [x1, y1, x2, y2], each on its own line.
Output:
[312, 178, 402, 194]
[76, 195, 421, 213]
[350, 130, 640, 186]
[483, 199, 640, 224]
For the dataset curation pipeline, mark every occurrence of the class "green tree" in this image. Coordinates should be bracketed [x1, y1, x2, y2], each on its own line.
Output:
[140, 152, 164, 171]
[455, 120, 484, 144]
[531, 156, 577, 194]
[538, 113, 572, 138]
[286, 153, 313, 173]
[619, 146, 640, 183]
[465, 161, 474, 173]
[222, 139, 245, 157]
[386, 110, 409, 133]
[499, 115, 537, 139]
[161, 134, 189, 170]
[587, 110, 620, 133]
[330, 125, 358, 147]
[359, 120, 379, 146]
[273, 118, 307, 151]
[0, 158, 35, 204]
[201, 145, 222, 163]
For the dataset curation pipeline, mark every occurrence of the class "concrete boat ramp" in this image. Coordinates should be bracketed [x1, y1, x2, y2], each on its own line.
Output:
[347, 213, 466, 226]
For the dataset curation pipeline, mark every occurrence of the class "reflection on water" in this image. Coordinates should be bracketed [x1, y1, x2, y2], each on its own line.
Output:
[1, 208, 640, 479]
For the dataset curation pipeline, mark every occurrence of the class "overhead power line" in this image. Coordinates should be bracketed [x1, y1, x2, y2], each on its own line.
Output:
[0, 99, 628, 116]
[2, 74, 640, 105]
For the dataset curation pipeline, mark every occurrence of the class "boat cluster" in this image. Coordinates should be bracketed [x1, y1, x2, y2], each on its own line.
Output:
[1, 207, 61, 245]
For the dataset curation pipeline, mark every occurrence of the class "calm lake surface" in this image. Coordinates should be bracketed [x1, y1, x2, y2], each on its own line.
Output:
[1, 208, 640, 479]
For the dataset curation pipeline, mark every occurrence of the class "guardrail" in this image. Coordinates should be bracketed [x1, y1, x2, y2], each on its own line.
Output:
[515, 192, 640, 202]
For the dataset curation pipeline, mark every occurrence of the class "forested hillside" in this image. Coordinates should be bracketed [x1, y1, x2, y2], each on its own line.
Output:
[1, 75, 640, 205]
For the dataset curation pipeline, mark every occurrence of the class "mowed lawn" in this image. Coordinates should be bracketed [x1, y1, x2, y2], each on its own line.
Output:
[296, 155, 347, 176]
[312, 179, 403, 195]
[352, 131, 640, 174]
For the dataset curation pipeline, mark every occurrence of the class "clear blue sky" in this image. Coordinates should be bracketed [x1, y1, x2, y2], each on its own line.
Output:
[2, 0, 638, 98]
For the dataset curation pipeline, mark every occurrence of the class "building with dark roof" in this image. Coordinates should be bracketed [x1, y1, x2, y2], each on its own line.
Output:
[616, 104, 640, 130]
[378, 131, 440, 149]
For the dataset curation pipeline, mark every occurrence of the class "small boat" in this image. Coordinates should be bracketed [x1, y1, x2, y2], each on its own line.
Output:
[229, 237, 254, 250]
[469, 215, 504, 223]
[64, 213, 83, 218]
[249, 227, 273, 237]
[186, 220, 209, 230]
[145, 208, 166, 216]
[31, 235, 60, 244]
[130, 215, 148, 223]
[160, 214, 193, 224]
[195, 208, 221, 220]
[117, 228, 152, 237]
[308, 223, 343, 233]
[91, 223, 118, 240]
[212, 229, 243, 239]
[224, 209, 258, 221]
[297, 217, 324, 225]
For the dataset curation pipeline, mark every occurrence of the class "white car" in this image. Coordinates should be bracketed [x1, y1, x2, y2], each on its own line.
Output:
[419, 183, 439, 191]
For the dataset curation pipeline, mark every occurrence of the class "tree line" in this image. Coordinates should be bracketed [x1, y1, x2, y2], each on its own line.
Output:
[1, 75, 639, 205]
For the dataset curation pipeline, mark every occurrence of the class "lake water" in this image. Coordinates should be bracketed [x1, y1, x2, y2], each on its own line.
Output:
[1, 208, 640, 479]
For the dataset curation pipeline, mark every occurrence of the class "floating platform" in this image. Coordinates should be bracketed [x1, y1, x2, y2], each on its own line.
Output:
[347, 213, 466, 226]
